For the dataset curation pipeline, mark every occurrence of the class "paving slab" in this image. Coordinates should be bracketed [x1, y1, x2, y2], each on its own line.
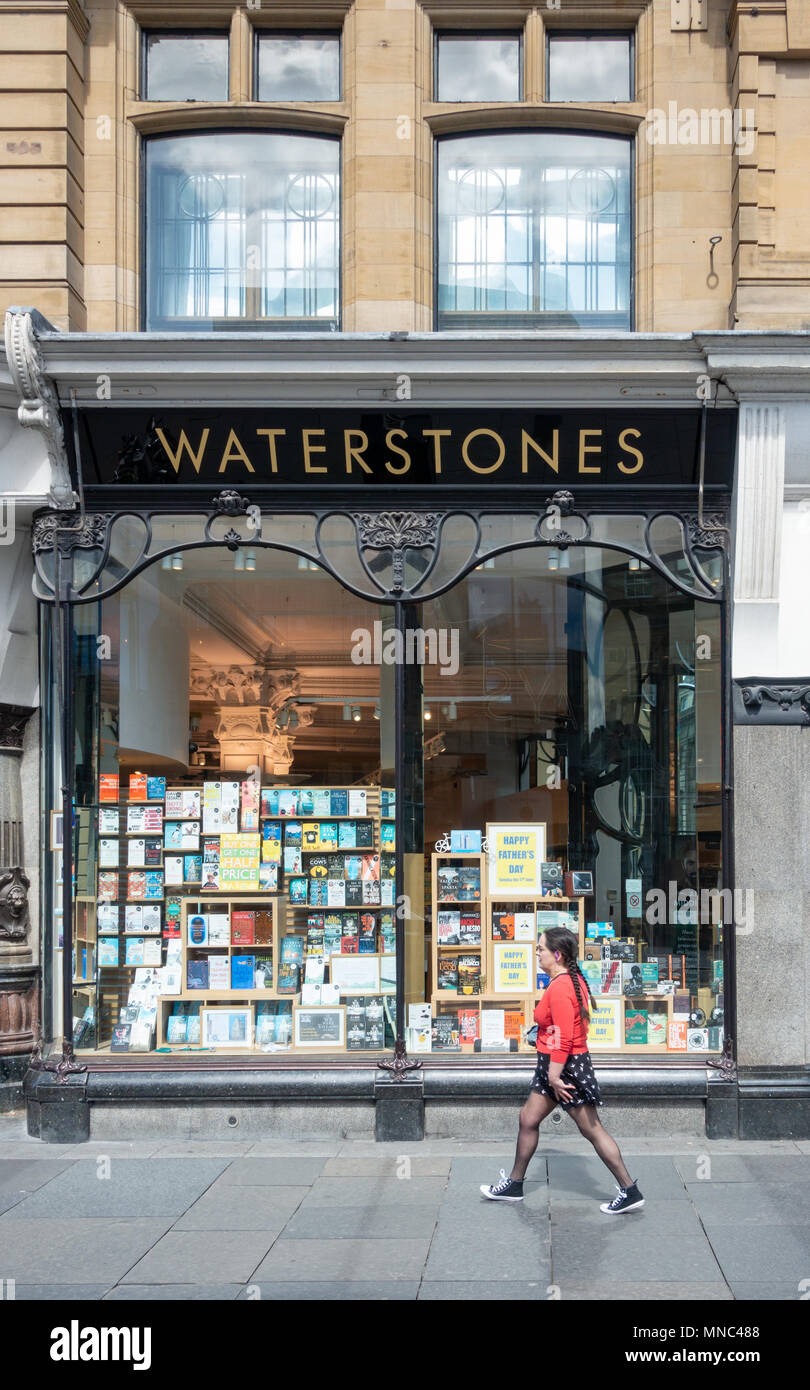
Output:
[282, 1203, 438, 1240]
[121, 1229, 280, 1285]
[0, 1218, 174, 1284]
[150, 1142, 255, 1158]
[103, 1284, 242, 1300]
[685, 1181, 810, 1225]
[447, 1155, 548, 1184]
[299, 1176, 448, 1207]
[418, 1281, 552, 1300]
[701, 1225, 810, 1283]
[321, 1156, 451, 1177]
[173, 1183, 309, 1232]
[215, 1157, 327, 1186]
[7, 1285, 113, 1301]
[246, 1142, 342, 1157]
[3, 1158, 230, 1220]
[726, 1282, 808, 1301]
[550, 1197, 704, 1232]
[673, 1154, 810, 1185]
[252, 1236, 431, 1283]
[554, 1282, 733, 1301]
[548, 1155, 687, 1201]
[550, 1230, 725, 1284]
[424, 1208, 550, 1282]
[235, 1281, 421, 1300]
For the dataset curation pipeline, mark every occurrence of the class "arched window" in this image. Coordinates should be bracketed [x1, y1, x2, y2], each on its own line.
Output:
[437, 130, 632, 330]
[145, 130, 340, 331]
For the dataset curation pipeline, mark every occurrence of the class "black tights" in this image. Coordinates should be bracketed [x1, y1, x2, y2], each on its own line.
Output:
[509, 1090, 634, 1188]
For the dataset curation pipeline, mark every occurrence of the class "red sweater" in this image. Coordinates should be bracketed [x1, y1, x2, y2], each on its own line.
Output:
[533, 972, 590, 1064]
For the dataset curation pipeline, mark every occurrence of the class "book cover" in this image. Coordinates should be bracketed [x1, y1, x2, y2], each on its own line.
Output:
[355, 821, 373, 848]
[97, 902, 118, 934]
[541, 861, 564, 896]
[179, 822, 200, 851]
[146, 776, 166, 801]
[164, 856, 183, 886]
[98, 938, 119, 967]
[344, 879, 362, 906]
[187, 914, 208, 947]
[437, 955, 459, 990]
[230, 954, 255, 990]
[458, 1007, 479, 1043]
[276, 962, 301, 993]
[280, 934, 305, 967]
[164, 790, 184, 818]
[358, 912, 377, 948]
[622, 961, 646, 995]
[284, 820, 303, 847]
[110, 1023, 131, 1052]
[123, 904, 143, 933]
[340, 933, 359, 954]
[99, 807, 119, 835]
[258, 864, 278, 892]
[324, 919, 342, 955]
[99, 773, 119, 803]
[262, 821, 283, 861]
[288, 876, 308, 905]
[457, 866, 481, 901]
[437, 909, 460, 945]
[380, 822, 396, 849]
[99, 872, 119, 904]
[125, 937, 145, 966]
[143, 871, 163, 900]
[143, 806, 163, 834]
[186, 958, 209, 990]
[380, 789, 395, 815]
[647, 1012, 668, 1046]
[361, 853, 379, 881]
[437, 866, 459, 901]
[457, 954, 482, 996]
[183, 854, 202, 883]
[328, 879, 347, 907]
[380, 913, 395, 953]
[309, 879, 329, 906]
[298, 789, 315, 816]
[330, 789, 349, 817]
[492, 911, 515, 941]
[127, 838, 146, 867]
[580, 959, 602, 996]
[207, 913, 230, 946]
[166, 1014, 188, 1044]
[304, 953, 326, 985]
[254, 953, 274, 988]
[625, 1008, 648, 1045]
[128, 772, 147, 802]
[141, 903, 161, 933]
[601, 959, 622, 995]
[261, 788, 279, 817]
[220, 782, 240, 829]
[142, 938, 162, 966]
[504, 1010, 523, 1041]
[278, 790, 298, 818]
[348, 789, 367, 817]
[231, 910, 256, 945]
[338, 820, 356, 848]
[202, 784, 221, 835]
[163, 822, 182, 851]
[514, 912, 535, 942]
[306, 925, 325, 955]
[432, 1013, 460, 1050]
[99, 838, 119, 868]
[301, 821, 320, 849]
[312, 790, 331, 817]
[126, 807, 146, 835]
[201, 863, 220, 892]
[362, 879, 381, 905]
[182, 789, 201, 819]
[284, 846, 303, 875]
[344, 854, 362, 882]
[241, 779, 260, 831]
[254, 909, 273, 945]
[144, 837, 163, 866]
[319, 822, 338, 850]
[381, 852, 396, 881]
[307, 912, 326, 930]
[641, 961, 659, 989]
[346, 996, 368, 1051]
[164, 897, 182, 931]
[127, 871, 146, 900]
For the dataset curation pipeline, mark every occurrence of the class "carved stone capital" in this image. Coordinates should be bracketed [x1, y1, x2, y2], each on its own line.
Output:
[0, 704, 35, 754]
[3, 308, 75, 508]
[0, 868, 31, 943]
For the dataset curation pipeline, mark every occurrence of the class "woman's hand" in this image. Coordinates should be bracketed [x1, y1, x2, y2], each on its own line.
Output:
[548, 1064, 576, 1104]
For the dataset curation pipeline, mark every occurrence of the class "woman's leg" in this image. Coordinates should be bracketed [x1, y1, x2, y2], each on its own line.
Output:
[509, 1091, 557, 1181]
[568, 1105, 634, 1188]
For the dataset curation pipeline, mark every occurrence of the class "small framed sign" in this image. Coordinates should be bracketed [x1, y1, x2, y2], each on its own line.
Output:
[330, 954, 380, 995]
[486, 822, 546, 898]
[200, 1006, 253, 1049]
[293, 1005, 346, 1049]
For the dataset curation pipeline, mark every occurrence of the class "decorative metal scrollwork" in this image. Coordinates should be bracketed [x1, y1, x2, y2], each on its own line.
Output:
[355, 511, 442, 595]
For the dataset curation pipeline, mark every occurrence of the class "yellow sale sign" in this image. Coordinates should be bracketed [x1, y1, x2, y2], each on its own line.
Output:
[588, 998, 622, 1050]
[219, 833, 261, 891]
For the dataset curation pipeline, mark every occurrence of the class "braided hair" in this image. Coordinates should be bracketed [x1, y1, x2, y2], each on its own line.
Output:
[542, 925, 595, 1022]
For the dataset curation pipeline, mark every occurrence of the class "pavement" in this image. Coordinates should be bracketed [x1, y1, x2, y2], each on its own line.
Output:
[1, 1113, 809, 1301]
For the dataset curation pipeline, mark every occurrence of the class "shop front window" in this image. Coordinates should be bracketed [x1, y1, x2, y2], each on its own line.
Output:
[63, 543, 393, 1055]
[437, 130, 632, 329]
[404, 543, 724, 1057]
[144, 131, 340, 331]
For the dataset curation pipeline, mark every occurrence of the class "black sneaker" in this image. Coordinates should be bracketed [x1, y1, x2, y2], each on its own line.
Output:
[480, 1169, 524, 1201]
[600, 1181, 645, 1214]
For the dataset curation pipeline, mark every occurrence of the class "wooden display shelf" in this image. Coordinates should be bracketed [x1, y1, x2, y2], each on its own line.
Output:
[172, 990, 290, 1002]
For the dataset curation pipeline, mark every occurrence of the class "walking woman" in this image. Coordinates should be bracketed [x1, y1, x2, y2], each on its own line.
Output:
[481, 925, 644, 1214]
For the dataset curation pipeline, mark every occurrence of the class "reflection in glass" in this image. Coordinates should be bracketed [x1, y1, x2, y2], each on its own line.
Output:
[145, 132, 340, 330]
[144, 34, 229, 102]
[437, 131, 631, 328]
[548, 35, 632, 103]
[257, 35, 340, 102]
[437, 36, 521, 102]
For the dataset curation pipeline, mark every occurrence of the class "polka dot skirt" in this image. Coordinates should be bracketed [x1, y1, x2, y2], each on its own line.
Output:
[530, 1051, 603, 1109]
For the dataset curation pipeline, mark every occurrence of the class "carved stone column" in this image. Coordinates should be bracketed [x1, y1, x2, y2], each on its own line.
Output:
[0, 703, 38, 1110]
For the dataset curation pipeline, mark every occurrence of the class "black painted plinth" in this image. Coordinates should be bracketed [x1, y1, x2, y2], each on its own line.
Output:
[25, 1070, 90, 1143]
[738, 1068, 810, 1140]
[374, 1079, 424, 1142]
[0, 1054, 29, 1113]
[705, 1079, 739, 1139]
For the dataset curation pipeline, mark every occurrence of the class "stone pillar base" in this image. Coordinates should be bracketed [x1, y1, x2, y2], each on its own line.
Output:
[374, 1078, 424, 1141]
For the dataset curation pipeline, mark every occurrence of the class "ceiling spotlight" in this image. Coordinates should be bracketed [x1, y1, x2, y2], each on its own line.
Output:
[548, 549, 559, 572]
[628, 556, 641, 573]
[352, 706, 362, 722]
[171, 553, 183, 572]
[424, 708, 432, 721]
[245, 550, 256, 572]
[373, 701, 380, 720]
[234, 550, 245, 571]
[559, 550, 570, 571]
